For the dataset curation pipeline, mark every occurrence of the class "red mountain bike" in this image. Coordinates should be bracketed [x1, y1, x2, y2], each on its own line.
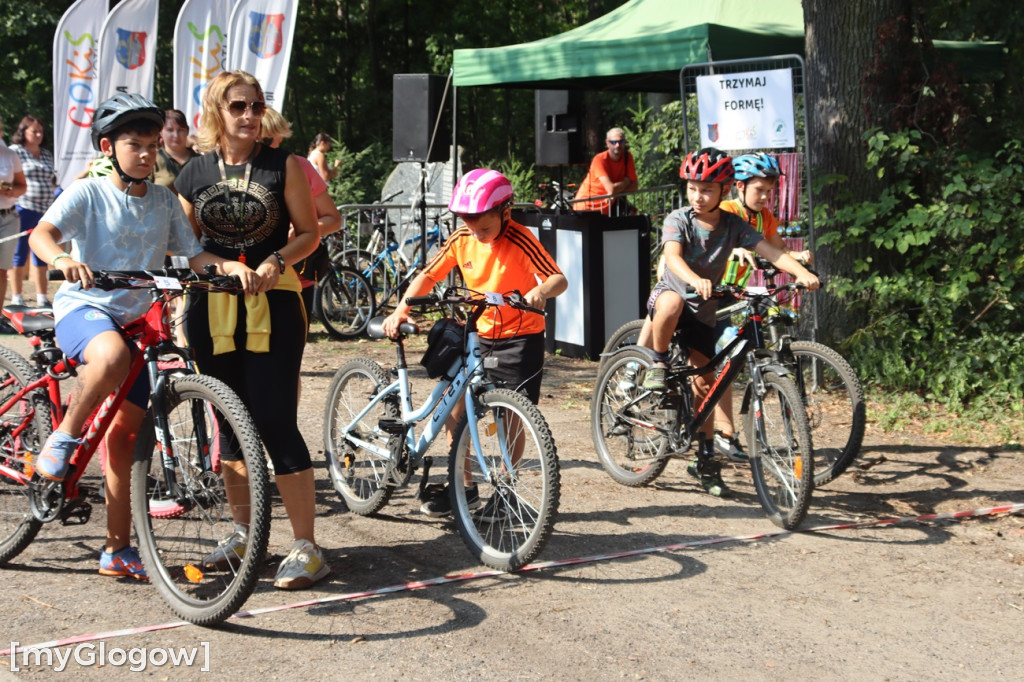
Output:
[0, 268, 269, 626]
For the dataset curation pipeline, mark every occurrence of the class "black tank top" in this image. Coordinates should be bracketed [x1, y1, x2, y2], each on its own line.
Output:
[175, 145, 290, 265]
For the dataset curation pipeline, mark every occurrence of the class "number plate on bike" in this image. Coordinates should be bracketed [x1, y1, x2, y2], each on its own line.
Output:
[485, 292, 504, 306]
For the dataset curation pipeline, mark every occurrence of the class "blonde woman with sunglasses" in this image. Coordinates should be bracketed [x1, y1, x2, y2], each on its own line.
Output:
[175, 70, 329, 590]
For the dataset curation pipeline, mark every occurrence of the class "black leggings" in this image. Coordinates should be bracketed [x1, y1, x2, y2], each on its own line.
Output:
[186, 289, 311, 474]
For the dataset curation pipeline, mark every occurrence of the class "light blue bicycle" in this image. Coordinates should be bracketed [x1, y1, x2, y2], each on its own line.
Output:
[322, 288, 560, 570]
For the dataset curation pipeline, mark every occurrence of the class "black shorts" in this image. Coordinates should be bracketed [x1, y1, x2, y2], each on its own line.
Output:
[478, 332, 545, 404]
[647, 288, 717, 361]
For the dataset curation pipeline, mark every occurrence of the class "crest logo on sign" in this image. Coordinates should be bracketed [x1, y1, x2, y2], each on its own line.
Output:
[247, 12, 285, 58]
[707, 124, 719, 143]
[115, 29, 146, 70]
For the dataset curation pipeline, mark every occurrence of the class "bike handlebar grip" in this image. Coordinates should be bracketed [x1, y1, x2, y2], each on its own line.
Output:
[404, 294, 438, 307]
[46, 269, 67, 281]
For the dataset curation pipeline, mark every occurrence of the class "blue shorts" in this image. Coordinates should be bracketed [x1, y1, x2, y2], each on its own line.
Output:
[13, 207, 45, 267]
[55, 306, 150, 409]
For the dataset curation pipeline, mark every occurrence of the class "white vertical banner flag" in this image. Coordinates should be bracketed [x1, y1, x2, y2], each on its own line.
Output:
[174, 0, 234, 132]
[52, 0, 109, 188]
[228, 0, 300, 108]
[97, 0, 160, 104]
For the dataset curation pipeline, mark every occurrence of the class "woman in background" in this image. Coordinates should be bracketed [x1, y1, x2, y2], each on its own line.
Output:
[9, 116, 56, 307]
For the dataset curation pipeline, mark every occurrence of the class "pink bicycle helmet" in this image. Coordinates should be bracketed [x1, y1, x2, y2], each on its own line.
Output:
[448, 169, 514, 214]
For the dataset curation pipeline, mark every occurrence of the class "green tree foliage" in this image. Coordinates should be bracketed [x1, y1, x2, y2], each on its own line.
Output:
[819, 129, 1023, 406]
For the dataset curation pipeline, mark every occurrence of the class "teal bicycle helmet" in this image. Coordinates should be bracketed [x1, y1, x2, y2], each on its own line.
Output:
[732, 153, 783, 182]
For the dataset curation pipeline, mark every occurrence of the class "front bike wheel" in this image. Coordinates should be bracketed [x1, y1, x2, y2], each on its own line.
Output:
[449, 389, 559, 571]
[591, 349, 672, 486]
[131, 374, 270, 626]
[746, 372, 814, 530]
[787, 341, 866, 486]
[315, 266, 376, 340]
[0, 347, 49, 564]
[322, 358, 399, 515]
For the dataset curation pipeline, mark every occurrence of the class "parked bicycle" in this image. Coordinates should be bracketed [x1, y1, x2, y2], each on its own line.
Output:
[592, 283, 815, 529]
[0, 268, 269, 626]
[322, 287, 560, 570]
[533, 180, 577, 213]
[332, 211, 463, 316]
[601, 259, 864, 486]
[311, 262, 376, 340]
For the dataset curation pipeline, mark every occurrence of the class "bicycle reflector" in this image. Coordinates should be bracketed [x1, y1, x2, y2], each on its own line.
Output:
[421, 318, 466, 379]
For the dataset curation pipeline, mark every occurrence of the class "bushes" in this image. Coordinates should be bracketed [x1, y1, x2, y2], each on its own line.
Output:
[820, 129, 1024, 407]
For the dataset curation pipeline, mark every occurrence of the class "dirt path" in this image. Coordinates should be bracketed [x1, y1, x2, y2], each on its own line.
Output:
[1, 327, 1022, 679]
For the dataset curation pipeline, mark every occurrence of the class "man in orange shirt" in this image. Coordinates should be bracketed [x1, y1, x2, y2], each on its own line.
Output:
[382, 168, 567, 516]
[574, 127, 638, 215]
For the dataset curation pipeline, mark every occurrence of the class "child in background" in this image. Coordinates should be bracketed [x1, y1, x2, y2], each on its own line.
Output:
[711, 152, 814, 460]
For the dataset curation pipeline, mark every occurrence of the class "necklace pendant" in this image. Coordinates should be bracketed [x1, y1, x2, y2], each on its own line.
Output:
[238, 253, 247, 264]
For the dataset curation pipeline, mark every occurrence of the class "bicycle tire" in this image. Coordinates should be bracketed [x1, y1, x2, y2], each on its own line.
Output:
[746, 372, 814, 530]
[322, 358, 399, 515]
[449, 388, 560, 571]
[315, 266, 376, 339]
[590, 348, 671, 487]
[787, 341, 866, 486]
[0, 347, 49, 564]
[599, 319, 646, 371]
[131, 373, 270, 626]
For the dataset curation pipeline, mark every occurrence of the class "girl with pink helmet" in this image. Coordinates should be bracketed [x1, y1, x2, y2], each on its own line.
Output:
[448, 168, 515, 215]
[385, 168, 568, 517]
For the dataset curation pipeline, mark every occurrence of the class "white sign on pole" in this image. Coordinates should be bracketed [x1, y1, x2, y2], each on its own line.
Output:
[174, 0, 235, 132]
[696, 68, 795, 150]
[228, 0, 300, 108]
[52, 0, 109, 188]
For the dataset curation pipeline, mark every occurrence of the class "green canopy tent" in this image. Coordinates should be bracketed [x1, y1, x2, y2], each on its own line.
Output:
[451, 0, 1002, 93]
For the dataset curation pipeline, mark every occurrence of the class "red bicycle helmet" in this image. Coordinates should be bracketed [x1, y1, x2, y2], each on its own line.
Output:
[680, 147, 734, 184]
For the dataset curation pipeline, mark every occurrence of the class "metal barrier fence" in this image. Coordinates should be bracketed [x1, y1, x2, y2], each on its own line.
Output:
[340, 184, 681, 272]
[337, 202, 456, 256]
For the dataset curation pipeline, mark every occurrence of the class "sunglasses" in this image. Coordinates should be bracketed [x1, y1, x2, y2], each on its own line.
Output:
[607, 139, 626, 146]
[224, 100, 267, 117]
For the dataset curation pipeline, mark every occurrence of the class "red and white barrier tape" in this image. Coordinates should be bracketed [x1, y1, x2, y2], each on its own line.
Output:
[3, 501, 1021, 657]
[0, 226, 33, 245]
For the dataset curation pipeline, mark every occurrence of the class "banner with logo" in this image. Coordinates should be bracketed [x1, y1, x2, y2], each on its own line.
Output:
[52, 0, 109, 188]
[174, 0, 235, 132]
[228, 0, 300, 108]
[97, 0, 160, 104]
[696, 68, 795, 151]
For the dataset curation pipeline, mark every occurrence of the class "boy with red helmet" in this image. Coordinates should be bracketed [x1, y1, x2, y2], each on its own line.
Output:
[382, 169, 567, 515]
[643, 148, 818, 497]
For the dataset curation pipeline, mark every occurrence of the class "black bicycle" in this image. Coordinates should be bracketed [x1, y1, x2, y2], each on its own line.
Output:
[592, 284, 815, 529]
[601, 260, 864, 486]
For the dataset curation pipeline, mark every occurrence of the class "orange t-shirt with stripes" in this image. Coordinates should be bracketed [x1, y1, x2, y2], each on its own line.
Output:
[422, 220, 562, 339]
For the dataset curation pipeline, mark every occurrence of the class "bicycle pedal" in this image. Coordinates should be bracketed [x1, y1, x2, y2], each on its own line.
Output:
[377, 418, 408, 434]
[59, 500, 92, 526]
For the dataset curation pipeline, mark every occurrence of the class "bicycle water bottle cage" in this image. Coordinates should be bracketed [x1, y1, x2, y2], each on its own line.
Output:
[421, 318, 465, 379]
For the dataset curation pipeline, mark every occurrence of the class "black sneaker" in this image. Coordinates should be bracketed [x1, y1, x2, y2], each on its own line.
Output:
[475, 490, 509, 523]
[419, 483, 479, 517]
[686, 456, 729, 497]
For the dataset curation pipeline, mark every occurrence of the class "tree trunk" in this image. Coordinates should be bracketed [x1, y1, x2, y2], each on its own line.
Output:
[803, 0, 911, 346]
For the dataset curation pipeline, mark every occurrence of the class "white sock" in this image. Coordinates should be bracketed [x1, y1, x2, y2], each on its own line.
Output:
[11, 294, 24, 304]
[36, 294, 48, 304]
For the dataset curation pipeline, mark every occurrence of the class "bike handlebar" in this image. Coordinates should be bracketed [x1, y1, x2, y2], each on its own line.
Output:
[405, 288, 546, 316]
[47, 268, 243, 293]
